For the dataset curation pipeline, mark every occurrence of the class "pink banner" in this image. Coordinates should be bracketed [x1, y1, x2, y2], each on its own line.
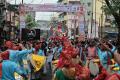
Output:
[23, 4, 84, 13]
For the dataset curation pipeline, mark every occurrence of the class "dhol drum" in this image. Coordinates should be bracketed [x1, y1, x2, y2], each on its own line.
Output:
[89, 59, 99, 76]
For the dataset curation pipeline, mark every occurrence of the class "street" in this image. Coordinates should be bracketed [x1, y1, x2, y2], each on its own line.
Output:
[0, 0, 120, 80]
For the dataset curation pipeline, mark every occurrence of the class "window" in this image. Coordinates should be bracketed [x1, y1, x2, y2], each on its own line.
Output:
[87, 11, 91, 15]
[87, 2, 91, 7]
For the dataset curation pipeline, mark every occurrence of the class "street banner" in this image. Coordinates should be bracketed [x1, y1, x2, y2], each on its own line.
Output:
[19, 4, 26, 28]
[20, 16, 25, 28]
[79, 23, 85, 33]
[19, 4, 26, 41]
[23, 4, 84, 13]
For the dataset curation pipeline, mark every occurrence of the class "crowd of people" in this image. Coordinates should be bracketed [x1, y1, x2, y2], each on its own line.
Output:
[0, 35, 120, 80]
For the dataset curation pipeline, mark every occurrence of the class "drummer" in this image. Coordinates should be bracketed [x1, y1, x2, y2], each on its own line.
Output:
[94, 64, 120, 80]
[53, 38, 90, 80]
[0, 51, 28, 80]
[87, 40, 97, 59]
[54, 59, 76, 80]
[2, 41, 35, 79]
[97, 40, 116, 70]
[53, 47, 76, 80]
[4, 41, 35, 63]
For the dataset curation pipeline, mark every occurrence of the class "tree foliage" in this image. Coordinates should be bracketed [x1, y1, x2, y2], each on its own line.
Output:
[25, 14, 38, 29]
[7, 4, 19, 14]
[104, 0, 120, 50]
[104, 0, 120, 26]
[102, 0, 120, 15]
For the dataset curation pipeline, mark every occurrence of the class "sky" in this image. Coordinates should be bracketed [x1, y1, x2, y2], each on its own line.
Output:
[9, 0, 58, 20]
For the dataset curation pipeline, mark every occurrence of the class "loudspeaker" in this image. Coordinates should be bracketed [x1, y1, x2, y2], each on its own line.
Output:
[21, 28, 40, 41]
[34, 29, 40, 40]
[0, 28, 3, 36]
[21, 28, 29, 41]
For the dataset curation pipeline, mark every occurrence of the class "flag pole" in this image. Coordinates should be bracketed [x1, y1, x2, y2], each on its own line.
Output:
[22, 0, 23, 4]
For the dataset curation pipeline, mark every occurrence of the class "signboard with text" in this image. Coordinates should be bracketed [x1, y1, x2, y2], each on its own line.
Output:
[19, 4, 26, 41]
[19, 4, 26, 29]
[23, 4, 84, 13]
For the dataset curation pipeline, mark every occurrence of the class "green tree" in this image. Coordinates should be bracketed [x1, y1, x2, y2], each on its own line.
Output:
[25, 14, 38, 29]
[102, 0, 120, 15]
[104, 0, 120, 50]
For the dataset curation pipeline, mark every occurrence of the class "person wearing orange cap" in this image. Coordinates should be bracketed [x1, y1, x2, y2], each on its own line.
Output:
[3, 41, 35, 79]
[94, 64, 120, 80]
[53, 58, 76, 80]
[87, 40, 97, 59]
[54, 41, 90, 80]
[0, 52, 28, 80]
[97, 40, 116, 70]
[6, 43, 34, 64]
[71, 50, 90, 80]
[107, 73, 120, 80]
[54, 53, 90, 80]
[53, 42, 75, 80]
[5, 41, 14, 49]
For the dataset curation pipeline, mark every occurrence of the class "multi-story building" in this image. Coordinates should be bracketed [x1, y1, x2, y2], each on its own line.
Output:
[3, 3, 19, 40]
[67, 0, 81, 37]
[80, 0, 106, 38]
[0, 0, 6, 28]
[57, 0, 68, 35]
[6, 10, 19, 27]
[80, 0, 94, 38]
[33, 20, 50, 37]
[36, 20, 50, 30]
[58, 0, 81, 38]
[58, 0, 105, 38]
[93, 0, 105, 38]
[92, 0, 117, 39]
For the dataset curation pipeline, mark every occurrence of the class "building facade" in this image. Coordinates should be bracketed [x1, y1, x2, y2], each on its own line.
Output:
[34, 20, 50, 38]
[58, 0, 103, 38]
[0, 0, 6, 28]
[36, 20, 50, 30]
[80, 0, 106, 38]
[58, 0, 81, 38]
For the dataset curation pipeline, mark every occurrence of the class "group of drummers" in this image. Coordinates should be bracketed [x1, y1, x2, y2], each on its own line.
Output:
[0, 36, 120, 80]
[52, 36, 120, 80]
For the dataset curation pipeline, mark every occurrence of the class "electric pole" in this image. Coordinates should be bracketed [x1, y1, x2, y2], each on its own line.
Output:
[22, 0, 23, 4]
[95, 0, 96, 38]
